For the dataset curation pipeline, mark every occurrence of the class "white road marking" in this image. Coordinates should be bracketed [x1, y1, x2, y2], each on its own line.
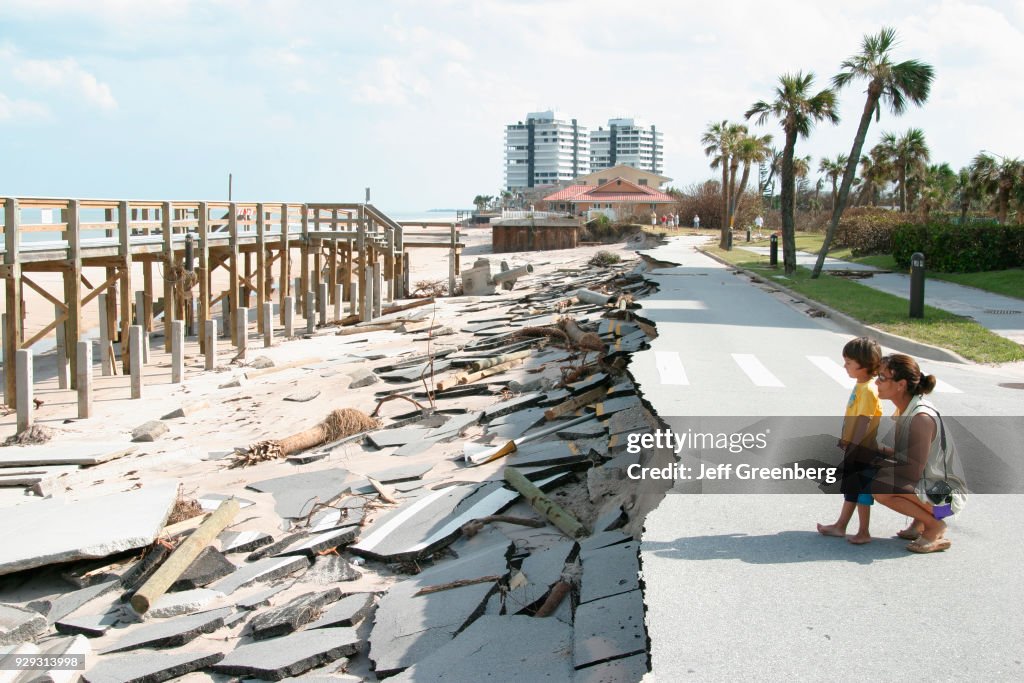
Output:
[655, 351, 689, 385]
[933, 379, 962, 394]
[807, 355, 854, 387]
[732, 353, 785, 387]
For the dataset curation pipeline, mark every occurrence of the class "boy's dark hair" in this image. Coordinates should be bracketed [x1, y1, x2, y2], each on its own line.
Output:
[843, 337, 881, 376]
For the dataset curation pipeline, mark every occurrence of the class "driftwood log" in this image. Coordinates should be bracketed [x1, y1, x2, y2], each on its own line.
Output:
[232, 408, 379, 467]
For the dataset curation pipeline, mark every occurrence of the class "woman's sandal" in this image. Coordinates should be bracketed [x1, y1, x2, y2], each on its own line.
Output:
[897, 528, 922, 541]
[907, 537, 952, 553]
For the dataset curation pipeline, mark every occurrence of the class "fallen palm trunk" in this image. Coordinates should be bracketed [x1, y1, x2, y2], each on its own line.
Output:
[232, 408, 380, 468]
[130, 498, 240, 614]
[468, 350, 533, 372]
[557, 318, 603, 352]
[463, 413, 594, 466]
[503, 467, 586, 539]
[574, 288, 613, 306]
[435, 358, 524, 392]
[544, 384, 608, 421]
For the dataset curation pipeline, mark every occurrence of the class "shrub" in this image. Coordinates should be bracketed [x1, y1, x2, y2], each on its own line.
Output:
[834, 208, 922, 256]
[589, 250, 621, 267]
[892, 221, 1024, 272]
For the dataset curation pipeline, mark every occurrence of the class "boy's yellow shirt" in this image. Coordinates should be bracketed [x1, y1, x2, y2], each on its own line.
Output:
[842, 380, 882, 446]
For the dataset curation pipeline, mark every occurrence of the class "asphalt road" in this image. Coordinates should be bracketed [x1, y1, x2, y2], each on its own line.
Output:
[632, 236, 1024, 680]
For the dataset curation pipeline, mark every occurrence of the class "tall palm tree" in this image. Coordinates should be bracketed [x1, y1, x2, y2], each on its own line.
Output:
[917, 162, 956, 218]
[855, 145, 893, 206]
[793, 155, 812, 216]
[731, 133, 774, 220]
[746, 72, 839, 274]
[702, 120, 746, 247]
[811, 26, 935, 278]
[818, 154, 850, 210]
[970, 152, 1024, 224]
[880, 128, 930, 212]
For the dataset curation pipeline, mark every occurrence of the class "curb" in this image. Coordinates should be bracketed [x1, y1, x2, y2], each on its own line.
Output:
[696, 247, 970, 365]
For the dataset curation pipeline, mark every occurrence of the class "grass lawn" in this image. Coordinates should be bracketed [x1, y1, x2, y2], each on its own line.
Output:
[704, 246, 1024, 364]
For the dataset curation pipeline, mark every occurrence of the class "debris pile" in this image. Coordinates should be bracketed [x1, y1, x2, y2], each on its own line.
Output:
[0, 245, 672, 681]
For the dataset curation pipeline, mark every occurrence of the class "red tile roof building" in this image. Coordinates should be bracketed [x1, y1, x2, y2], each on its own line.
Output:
[541, 177, 676, 218]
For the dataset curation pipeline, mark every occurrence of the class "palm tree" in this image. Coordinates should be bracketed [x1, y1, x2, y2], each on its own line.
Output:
[811, 26, 935, 278]
[793, 155, 812, 216]
[880, 128, 930, 212]
[731, 133, 774, 220]
[746, 72, 839, 274]
[855, 146, 892, 206]
[818, 154, 850, 210]
[702, 120, 746, 247]
[917, 162, 956, 218]
[970, 152, 1024, 224]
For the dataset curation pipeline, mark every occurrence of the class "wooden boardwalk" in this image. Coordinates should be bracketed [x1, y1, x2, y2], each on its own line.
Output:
[1, 196, 462, 408]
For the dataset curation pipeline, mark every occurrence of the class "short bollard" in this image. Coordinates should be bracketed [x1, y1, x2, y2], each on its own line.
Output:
[305, 292, 315, 334]
[171, 320, 185, 383]
[909, 252, 926, 319]
[98, 292, 112, 376]
[16, 349, 33, 433]
[77, 340, 92, 418]
[55, 304, 69, 390]
[130, 325, 144, 399]
[284, 296, 294, 337]
[318, 283, 328, 326]
[727, 230, 733, 250]
[769, 234, 779, 267]
[135, 291, 150, 364]
[263, 302, 274, 348]
[334, 284, 343, 321]
[205, 319, 218, 371]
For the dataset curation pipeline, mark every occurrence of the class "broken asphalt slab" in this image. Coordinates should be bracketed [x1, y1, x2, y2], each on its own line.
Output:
[212, 626, 360, 681]
[0, 482, 178, 576]
[208, 556, 309, 596]
[505, 541, 578, 615]
[0, 443, 136, 468]
[247, 469, 350, 519]
[99, 607, 233, 654]
[249, 588, 342, 640]
[83, 650, 224, 683]
[573, 589, 646, 670]
[389, 615, 573, 683]
[0, 604, 47, 645]
[579, 541, 640, 604]
[306, 593, 374, 629]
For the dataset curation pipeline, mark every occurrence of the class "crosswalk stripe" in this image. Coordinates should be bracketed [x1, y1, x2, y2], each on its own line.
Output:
[933, 379, 962, 394]
[732, 353, 785, 387]
[807, 355, 853, 387]
[654, 351, 689, 385]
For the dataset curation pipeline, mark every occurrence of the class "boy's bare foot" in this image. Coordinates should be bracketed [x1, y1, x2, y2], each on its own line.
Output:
[848, 532, 872, 545]
[816, 523, 845, 537]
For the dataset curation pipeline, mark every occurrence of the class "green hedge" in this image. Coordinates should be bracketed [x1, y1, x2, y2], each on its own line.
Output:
[835, 208, 920, 256]
[892, 221, 1024, 272]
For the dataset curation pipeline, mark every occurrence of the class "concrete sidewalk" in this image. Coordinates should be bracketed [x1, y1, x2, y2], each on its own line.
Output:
[739, 246, 1024, 345]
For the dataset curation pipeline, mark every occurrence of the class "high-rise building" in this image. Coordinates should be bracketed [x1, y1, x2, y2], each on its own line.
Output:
[504, 111, 590, 190]
[589, 118, 664, 175]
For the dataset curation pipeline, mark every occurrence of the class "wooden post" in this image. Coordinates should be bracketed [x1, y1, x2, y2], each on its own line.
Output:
[318, 282, 328, 326]
[63, 199, 82, 388]
[263, 302, 273, 348]
[448, 224, 457, 296]
[255, 203, 266, 334]
[279, 203, 290, 324]
[55, 304, 69, 389]
[228, 202, 240, 347]
[3, 198, 23, 406]
[16, 349, 32, 433]
[98, 292, 112, 376]
[356, 210, 365, 320]
[205, 319, 217, 371]
[143, 260, 154, 331]
[198, 202, 210, 353]
[171, 320, 184, 384]
[237, 307, 249, 359]
[305, 292, 315, 335]
[373, 259, 382, 318]
[221, 292, 231, 339]
[161, 202, 175, 352]
[394, 224, 405, 299]
[135, 291, 150, 364]
[363, 260, 374, 323]
[312, 209, 322, 313]
[342, 236, 353, 309]
[299, 206, 310, 318]
[328, 209, 339, 305]
[284, 296, 294, 337]
[129, 325, 143, 399]
[77, 340, 92, 418]
[334, 284, 343, 321]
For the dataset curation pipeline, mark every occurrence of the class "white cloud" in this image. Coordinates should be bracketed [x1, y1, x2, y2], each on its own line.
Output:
[352, 58, 431, 105]
[0, 92, 52, 123]
[8, 53, 117, 111]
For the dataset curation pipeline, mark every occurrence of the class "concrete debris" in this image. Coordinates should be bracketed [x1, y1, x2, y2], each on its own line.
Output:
[0, 465, 77, 487]
[249, 588, 342, 640]
[390, 615, 573, 683]
[160, 400, 211, 420]
[273, 527, 359, 559]
[99, 607, 233, 654]
[0, 482, 178, 577]
[247, 533, 307, 562]
[170, 547, 235, 590]
[505, 541, 578, 615]
[306, 593, 374, 629]
[593, 504, 628, 533]
[212, 626, 361, 681]
[573, 590, 646, 670]
[0, 604, 47, 645]
[208, 556, 309, 596]
[198, 492, 255, 512]
[0, 443, 136, 468]
[82, 650, 225, 683]
[235, 583, 291, 611]
[305, 555, 362, 584]
[28, 579, 118, 625]
[55, 610, 120, 638]
[249, 356, 275, 369]
[579, 530, 633, 553]
[346, 367, 379, 388]
[131, 421, 168, 442]
[284, 390, 321, 402]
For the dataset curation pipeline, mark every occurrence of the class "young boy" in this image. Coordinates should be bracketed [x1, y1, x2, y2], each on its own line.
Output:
[817, 337, 883, 544]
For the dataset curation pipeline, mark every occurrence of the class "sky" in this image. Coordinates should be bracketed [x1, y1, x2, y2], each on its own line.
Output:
[1, 0, 1022, 214]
